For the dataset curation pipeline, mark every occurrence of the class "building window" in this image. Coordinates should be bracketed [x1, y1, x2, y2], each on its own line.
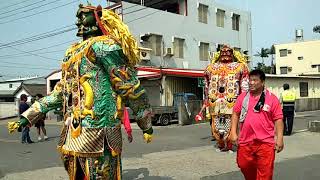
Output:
[288, 50, 292, 54]
[299, 82, 308, 97]
[232, 13, 240, 31]
[9, 84, 12, 88]
[280, 67, 288, 74]
[318, 66, 320, 72]
[217, 44, 224, 51]
[216, 9, 225, 27]
[173, 38, 184, 58]
[298, 56, 303, 60]
[199, 42, 209, 61]
[311, 65, 317, 68]
[279, 49, 287, 57]
[198, 4, 208, 24]
[150, 35, 162, 56]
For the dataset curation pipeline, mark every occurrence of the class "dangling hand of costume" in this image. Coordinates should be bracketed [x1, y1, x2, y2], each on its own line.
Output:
[8, 117, 29, 133]
[143, 127, 153, 143]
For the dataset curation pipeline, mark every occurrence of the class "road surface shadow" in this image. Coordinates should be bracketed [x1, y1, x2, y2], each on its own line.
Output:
[200, 154, 320, 180]
[123, 168, 173, 180]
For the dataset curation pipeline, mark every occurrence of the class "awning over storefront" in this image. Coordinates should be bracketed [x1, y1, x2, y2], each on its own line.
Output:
[137, 67, 205, 78]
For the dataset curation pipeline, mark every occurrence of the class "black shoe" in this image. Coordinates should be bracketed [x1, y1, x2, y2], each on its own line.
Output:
[283, 133, 290, 136]
[27, 141, 34, 144]
[21, 141, 26, 144]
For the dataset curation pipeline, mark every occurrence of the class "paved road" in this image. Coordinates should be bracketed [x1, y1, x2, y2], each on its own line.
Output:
[0, 110, 319, 179]
[201, 154, 320, 180]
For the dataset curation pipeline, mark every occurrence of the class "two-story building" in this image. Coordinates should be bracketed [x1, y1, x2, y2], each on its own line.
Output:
[274, 38, 320, 76]
[272, 30, 320, 111]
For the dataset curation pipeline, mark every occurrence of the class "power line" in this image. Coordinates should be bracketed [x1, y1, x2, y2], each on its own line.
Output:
[126, 11, 160, 24]
[0, 39, 78, 58]
[0, 61, 59, 69]
[0, 49, 66, 59]
[0, 27, 76, 49]
[0, 0, 34, 11]
[0, 0, 65, 19]
[0, 64, 57, 70]
[0, 0, 78, 25]
[0, 0, 49, 16]
[0, 43, 60, 62]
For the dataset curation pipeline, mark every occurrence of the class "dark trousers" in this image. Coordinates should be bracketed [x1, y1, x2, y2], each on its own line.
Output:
[283, 110, 294, 135]
[21, 126, 32, 143]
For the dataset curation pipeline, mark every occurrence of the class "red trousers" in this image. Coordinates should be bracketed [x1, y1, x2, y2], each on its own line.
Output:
[237, 141, 275, 180]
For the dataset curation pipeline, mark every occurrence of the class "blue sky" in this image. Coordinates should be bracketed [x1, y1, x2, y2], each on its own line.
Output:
[0, 0, 319, 79]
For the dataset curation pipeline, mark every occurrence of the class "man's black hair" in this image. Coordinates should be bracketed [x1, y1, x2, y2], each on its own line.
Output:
[20, 94, 27, 101]
[283, 83, 289, 90]
[249, 69, 266, 81]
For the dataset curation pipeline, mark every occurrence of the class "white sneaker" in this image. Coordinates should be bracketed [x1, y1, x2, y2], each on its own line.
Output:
[44, 136, 48, 140]
[38, 136, 42, 141]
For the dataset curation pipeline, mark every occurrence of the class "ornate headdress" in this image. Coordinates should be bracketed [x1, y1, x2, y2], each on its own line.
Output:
[211, 45, 247, 64]
[78, 4, 140, 66]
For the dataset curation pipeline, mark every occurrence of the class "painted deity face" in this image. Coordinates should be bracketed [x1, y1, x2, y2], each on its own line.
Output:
[76, 5, 102, 39]
[219, 46, 233, 62]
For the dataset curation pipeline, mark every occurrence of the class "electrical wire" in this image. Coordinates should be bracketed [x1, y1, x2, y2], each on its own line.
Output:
[0, 0, 78, 25]
[0, 0, 34, 11]
[0, 0, 65, 19]
[0, 39, 78, 58]
[0, 27, 77, 49]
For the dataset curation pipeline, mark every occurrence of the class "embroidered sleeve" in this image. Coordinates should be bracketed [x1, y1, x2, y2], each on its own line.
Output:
[22, 82, 63, 125]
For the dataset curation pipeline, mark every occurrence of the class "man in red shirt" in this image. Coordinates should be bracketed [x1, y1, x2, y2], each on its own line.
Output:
[230, 69, 284, 180]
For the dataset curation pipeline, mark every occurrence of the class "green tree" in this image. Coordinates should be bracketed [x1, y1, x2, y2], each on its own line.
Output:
[254, 47, 275, 74]
[254, 48, 269, 64]
[268, 45, 276, 74]
[255, 62, 272, 74]
[313, 25, 320, 33]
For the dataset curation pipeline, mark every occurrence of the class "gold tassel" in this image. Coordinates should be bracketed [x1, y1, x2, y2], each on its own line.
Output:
[7, 122, 20, 133]
[117, 155, 121, 180]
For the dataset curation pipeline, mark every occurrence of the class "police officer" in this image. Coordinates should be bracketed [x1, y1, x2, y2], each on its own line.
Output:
[281, 83, 296, 136]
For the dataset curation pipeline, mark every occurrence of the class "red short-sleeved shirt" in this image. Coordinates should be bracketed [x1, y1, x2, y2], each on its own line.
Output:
[233, 90, 283, 145]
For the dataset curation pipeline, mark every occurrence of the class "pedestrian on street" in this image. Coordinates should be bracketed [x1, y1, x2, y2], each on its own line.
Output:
[230, 69, 284, 180]
[19, 94, 34, 144]
[280, 83, 296, 136]
[34, 94, 48, 141]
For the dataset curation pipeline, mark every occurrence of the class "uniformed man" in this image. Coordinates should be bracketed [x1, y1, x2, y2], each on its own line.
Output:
[280, 83, 296, 136]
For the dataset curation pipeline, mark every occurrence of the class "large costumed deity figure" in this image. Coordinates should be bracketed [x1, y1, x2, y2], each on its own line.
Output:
[8, 4, 153, 180]
[196, 45, 249, 151]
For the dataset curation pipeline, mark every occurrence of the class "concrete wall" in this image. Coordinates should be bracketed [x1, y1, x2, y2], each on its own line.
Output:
[274, 40, 320, 75]
[122, 0, 252, 69]
[46, 71, 61, 94]
[295, 98, 320, 112]
[0, 102, 17, 119]
[141, 80, 161, 106]
[266, 76, 320, 111]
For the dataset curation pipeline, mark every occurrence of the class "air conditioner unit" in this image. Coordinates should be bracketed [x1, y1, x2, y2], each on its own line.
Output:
[165, 47, 174, 56]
